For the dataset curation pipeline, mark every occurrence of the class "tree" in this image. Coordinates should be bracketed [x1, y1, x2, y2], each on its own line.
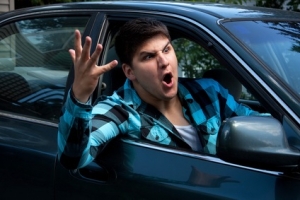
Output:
[172, 38, 222, 78]
[255, 0, 300, 11]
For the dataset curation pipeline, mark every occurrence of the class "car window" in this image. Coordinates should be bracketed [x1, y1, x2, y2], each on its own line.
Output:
[223, 21, 300, 98]
[172, 37, 256, 101]
[0, 16, 89, 122]
[172, 38, 223, 78]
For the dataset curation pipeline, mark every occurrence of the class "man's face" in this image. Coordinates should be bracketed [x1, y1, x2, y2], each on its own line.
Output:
[125, 34, 178, 103]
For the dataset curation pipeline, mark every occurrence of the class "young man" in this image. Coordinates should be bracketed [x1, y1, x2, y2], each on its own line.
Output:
[58, 18, 264, 169]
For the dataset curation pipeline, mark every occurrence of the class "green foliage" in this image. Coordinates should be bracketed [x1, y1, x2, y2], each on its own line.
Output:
[255, 0, 300, 11]
[172, 38, 222, 78]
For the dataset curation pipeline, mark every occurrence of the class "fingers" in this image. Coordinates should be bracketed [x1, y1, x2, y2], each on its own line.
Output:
[68, 49, 75, 64]
[81, 36, 93, 61]
[70, 29, 118, 76]
[74, 30, 82, 60]
[86, 43, 103, 69]
[105, 60, 119, 72]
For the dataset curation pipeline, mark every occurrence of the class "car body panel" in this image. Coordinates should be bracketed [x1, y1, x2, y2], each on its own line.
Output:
[56, 138, 300, 199]
[0, 115, 57, 199]
[0, 2, 299, 199]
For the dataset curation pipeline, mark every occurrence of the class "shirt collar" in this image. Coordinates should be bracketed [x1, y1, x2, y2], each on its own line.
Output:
[115, 79, 141, 109]
[115, 78, 195, 109]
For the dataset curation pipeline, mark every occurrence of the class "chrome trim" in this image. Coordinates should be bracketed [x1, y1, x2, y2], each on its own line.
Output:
[121, 138, 282, 175]
[0, 111, 58, 127]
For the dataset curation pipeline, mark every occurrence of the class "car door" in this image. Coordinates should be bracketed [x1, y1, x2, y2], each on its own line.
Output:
[0, 9, 93, 199]
[54, 11, 300, 199]
[101, 15, 300, 200]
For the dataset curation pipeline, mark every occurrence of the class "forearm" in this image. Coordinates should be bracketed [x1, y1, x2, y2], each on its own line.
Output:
[57, 89, 93, 169]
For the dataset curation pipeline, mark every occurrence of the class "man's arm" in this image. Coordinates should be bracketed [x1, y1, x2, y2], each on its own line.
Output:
[200, 79, 270, 154]
[57, 30, 118, 169]
[58, 89, 125, 169]
[57, 89, 93, 169]
[215, 80, 271, 117]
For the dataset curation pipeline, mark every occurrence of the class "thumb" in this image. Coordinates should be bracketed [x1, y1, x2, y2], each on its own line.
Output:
[96, 60, 119, 75]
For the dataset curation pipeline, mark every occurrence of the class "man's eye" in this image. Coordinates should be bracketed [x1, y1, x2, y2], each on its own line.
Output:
[144, 55, 153, 60]
[163, 46, 170, 53]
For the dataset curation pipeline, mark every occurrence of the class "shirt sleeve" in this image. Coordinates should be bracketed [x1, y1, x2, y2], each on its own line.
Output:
[215, 81, 271, 118]
[202, 79, 271, 154]
[57, 89, 123, 169]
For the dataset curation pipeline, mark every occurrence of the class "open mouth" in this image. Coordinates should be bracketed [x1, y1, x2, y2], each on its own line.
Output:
[163, 73, 173, 84]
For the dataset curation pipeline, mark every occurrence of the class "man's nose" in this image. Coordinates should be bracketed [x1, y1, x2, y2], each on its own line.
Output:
[157, 52, 169, 68]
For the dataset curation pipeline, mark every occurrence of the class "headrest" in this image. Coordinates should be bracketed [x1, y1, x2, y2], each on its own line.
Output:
[203, 69, 242, 101]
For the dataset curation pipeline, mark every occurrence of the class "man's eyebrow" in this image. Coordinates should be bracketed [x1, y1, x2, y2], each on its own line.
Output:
[163, 41, 171, 50]
[139, 41, 171, 56]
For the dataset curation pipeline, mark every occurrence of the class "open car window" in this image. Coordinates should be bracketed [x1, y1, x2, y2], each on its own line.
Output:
[102, 26, 258, 104]
[172, 37, 257, 101]
[100, 18, 270, 156]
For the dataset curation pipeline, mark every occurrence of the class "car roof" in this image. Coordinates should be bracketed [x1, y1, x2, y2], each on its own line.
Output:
[1, 1, 300, 21]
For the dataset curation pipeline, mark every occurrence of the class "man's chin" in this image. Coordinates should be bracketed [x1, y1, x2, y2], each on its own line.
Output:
[163, 91, 178, 100]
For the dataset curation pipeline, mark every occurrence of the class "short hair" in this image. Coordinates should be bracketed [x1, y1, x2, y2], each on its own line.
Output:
[115, 18, 171, 66]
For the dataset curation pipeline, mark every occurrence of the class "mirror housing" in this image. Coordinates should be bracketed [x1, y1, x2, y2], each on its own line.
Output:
[216, 116, 300, 171]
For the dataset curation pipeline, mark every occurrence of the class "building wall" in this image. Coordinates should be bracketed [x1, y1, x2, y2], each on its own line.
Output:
[0, 0, 15, 71]
[0, 0, 14, 13]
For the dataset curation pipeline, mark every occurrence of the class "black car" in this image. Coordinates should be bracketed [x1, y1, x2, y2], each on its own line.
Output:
[0, 1, 299, 199]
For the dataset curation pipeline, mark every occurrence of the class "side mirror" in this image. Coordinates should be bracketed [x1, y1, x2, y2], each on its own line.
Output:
[216, 116, 300, 171]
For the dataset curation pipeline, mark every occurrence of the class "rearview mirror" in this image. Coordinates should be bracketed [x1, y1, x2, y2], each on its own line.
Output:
[216, 116, 300, 171]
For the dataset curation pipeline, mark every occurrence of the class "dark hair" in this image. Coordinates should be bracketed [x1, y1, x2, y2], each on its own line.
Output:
[115, 18, 171, 66]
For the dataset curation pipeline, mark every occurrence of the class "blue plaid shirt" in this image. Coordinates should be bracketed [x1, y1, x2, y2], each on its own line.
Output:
[58, 78, 263, 169]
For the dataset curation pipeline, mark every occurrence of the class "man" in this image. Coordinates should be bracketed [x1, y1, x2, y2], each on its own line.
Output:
[58, 18, 264, 170]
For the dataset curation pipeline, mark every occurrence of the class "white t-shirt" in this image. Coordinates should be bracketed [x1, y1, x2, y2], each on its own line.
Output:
[174, 125, 202, 151]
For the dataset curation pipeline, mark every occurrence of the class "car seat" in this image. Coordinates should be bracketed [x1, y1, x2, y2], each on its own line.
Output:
[0, 72, 32, 102]
[101, 47, 126, 96]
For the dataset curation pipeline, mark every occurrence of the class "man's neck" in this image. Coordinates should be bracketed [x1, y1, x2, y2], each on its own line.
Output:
[151, 96, 190, 126]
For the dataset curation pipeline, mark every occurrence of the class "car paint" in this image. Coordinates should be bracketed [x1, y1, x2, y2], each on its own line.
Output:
[0, 1, 299, 199]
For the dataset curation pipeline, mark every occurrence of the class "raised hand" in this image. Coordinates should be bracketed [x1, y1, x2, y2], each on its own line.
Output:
[69, 30, 118, 103]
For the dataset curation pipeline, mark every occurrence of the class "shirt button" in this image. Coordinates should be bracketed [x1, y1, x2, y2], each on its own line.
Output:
[187, 99, 193, 103]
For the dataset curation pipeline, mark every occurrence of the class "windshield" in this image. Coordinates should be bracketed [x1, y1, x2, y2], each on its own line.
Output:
[223, 21, 300, 98]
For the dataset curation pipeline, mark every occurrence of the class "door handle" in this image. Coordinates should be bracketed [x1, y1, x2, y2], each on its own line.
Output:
[70, 162, 116, 182]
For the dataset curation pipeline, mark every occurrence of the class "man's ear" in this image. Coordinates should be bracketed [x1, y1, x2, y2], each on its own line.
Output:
[122, 63, 136, 80]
